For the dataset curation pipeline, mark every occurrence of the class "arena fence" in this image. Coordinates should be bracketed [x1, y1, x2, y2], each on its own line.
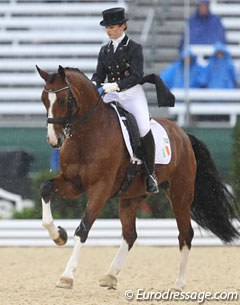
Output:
[0, 219, 240, 247]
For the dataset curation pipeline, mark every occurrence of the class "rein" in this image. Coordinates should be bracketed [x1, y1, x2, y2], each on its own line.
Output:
[44, 81, 102, 138]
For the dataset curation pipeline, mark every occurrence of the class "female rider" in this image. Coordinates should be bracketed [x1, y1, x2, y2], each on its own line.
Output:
[91, 7, 158, 193]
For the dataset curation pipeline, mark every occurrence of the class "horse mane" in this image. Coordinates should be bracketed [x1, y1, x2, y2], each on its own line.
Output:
[64, 67, 90, 82]
[48, 67, 90, 84]
[64, 67, 98, 100]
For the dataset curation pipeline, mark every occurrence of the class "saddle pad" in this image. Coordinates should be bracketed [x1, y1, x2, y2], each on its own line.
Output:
[111, 104, 171, 164]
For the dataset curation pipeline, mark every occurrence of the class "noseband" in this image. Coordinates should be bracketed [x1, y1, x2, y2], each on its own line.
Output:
[44, 80, 101, 138]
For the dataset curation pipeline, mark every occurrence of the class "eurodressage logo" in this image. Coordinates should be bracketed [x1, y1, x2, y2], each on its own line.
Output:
[124, 289, 239, 303]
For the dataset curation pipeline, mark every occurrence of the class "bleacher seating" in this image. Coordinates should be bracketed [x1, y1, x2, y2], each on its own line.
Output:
[1, 0, 240, 128]
[128, 0, 240, 126]
[168, 89, 240, 128]
[140, 0, 240, 72]
[209, 2, 240, 44]
[0, 0, 127, 126]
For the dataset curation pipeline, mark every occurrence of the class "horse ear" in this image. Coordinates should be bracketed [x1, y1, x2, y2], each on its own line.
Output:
[36, 65, 50, 82]
[58, 65, 65, 81]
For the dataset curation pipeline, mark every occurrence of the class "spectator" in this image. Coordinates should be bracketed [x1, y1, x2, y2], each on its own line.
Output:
[179, 0, 226, 51]
[160, 48, 205, 90]
[203, 42, 237, 89]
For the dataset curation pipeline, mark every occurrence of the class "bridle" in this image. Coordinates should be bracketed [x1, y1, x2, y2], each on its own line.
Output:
[44, 79, 101, 138]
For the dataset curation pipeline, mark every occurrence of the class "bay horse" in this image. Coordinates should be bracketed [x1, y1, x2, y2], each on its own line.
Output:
[37, 65, 240, 290]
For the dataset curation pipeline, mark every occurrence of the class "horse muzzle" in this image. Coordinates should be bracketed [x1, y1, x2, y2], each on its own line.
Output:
[48, 135, 63, 148]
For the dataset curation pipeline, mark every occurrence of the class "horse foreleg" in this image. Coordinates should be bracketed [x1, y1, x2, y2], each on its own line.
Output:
[56, 213, 88, 289]
[100, 198, 139, 288]
[57, 188, 109, 289]
[56, 235, 83, 289]
[41, 180, 68, 246]
[41, 176, 82, 246]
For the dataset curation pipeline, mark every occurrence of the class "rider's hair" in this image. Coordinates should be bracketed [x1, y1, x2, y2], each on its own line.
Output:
[120, 22, 127, 31]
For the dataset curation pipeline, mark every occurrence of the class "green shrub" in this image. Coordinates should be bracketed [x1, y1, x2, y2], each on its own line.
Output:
[13, 207, 39, 219]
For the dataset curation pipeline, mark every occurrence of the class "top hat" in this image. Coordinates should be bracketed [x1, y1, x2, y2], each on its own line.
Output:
[100, 7, 129, 26]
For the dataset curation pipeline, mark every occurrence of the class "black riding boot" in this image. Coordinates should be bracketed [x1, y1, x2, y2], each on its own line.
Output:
[140, 130, 159, 193]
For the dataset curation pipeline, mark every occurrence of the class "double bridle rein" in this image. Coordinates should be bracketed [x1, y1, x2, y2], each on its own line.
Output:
[44, 81, 101, 138]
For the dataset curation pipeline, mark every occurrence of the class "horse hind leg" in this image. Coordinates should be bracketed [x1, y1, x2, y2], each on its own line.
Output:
[99, 198, 139, 288]
[167, 176, 194, 291]
[172, 224, 194, 291]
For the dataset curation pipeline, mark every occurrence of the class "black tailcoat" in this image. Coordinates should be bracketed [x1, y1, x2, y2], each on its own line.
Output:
[91, 35, 144, 91]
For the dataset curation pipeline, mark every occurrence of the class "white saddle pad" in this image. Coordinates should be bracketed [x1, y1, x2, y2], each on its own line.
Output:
[111, 104, 171, 164]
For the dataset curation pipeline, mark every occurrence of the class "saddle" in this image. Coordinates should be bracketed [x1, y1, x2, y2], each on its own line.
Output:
[110, 103, 172, 196]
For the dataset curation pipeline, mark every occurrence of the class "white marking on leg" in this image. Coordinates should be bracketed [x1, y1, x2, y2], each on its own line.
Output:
[61, 236, 83, 279]
[41, 198, 59, 240]
[174, 245, 190, 289]
[48, 92, 58, 146]
[107, 239, 129, 276]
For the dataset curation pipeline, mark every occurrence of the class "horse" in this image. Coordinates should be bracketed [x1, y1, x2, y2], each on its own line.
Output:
[36, 65, 240, 290]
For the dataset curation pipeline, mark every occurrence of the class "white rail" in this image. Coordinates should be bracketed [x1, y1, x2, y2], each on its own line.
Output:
[0, 219, 239, 247]
[0, 2, 126, 14]
[211, 3, 240, 16]
[168, 89, 240, 127]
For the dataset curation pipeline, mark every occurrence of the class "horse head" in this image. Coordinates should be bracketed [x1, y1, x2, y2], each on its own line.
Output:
[37, 65, 99, 148]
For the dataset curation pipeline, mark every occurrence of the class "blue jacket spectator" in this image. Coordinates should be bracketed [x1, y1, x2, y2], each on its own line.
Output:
[203, 42, 237, 89]
[160, 49, 205, 89]
[179, 0, 226, 50]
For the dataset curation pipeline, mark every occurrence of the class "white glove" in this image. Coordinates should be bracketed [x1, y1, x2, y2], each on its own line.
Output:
[102, 82, 120, 94]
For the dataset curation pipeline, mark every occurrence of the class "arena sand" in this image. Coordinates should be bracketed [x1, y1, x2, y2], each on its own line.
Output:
[0, 246, 239, 305]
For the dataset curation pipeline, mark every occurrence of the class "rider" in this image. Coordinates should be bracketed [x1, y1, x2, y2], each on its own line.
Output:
[91, 7, 159, 193]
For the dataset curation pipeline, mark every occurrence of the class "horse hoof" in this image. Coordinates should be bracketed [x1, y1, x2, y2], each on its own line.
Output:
[171, 280, 185, 292]
[99, 274, 117, 288]
[56, 277, 73, 289]
[54, 226, 68, 246]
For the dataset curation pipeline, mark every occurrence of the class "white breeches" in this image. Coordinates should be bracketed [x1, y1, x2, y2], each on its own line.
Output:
[103, 84, 151, 137]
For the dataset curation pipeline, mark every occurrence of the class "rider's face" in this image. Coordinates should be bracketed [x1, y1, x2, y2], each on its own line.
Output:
[105, 24, 125, 40]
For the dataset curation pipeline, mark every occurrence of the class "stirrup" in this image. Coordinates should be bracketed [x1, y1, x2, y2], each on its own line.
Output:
[146, 174, 159, 193]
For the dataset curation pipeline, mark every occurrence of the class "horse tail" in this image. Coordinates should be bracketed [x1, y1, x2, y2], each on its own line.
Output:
[188, 133, 240, 243]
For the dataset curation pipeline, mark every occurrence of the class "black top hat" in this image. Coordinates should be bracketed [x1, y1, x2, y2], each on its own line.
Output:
[100, 7, 129, 26]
